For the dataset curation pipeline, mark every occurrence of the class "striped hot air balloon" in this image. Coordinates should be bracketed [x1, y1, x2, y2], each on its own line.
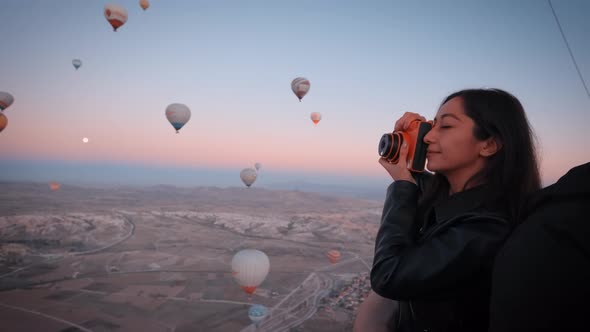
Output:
[326, 250, 341, 264]
[104, 3, 128, 32]
[291, 77, 310, 101]
[240, 168, 257, 188]
[231, 249, 270, 295]
[0, 92, 14, 111]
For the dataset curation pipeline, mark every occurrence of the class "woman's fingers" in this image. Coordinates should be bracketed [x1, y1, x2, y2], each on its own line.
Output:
[378, 147, 415, 184]
[398, 141, 408, 165]
[394, 112, 426, 131]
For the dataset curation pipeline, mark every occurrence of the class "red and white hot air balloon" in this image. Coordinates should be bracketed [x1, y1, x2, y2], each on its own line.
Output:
[231, 249, 270, 295]
[165, 103, 191, 133]
[291, 77, 310, 102]
[310, 112, 321, 125]
[104, 4, 128, 32]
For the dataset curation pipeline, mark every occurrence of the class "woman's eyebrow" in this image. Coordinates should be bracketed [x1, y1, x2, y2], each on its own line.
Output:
[437, 113, 461, 121]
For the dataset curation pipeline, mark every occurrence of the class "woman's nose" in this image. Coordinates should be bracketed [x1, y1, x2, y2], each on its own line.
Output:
[424, 128, 435, 144]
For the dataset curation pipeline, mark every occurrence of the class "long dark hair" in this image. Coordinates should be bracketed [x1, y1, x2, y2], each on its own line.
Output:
[419, 88, 541, 224]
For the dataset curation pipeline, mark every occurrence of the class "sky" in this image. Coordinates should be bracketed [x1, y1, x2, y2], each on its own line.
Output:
[1, 0, 589, 191]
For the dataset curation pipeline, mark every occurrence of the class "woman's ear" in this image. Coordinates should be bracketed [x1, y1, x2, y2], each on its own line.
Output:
[480, 137, 502, 157]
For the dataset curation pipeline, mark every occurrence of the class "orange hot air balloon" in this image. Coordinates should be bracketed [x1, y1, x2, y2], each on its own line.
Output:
[104, 4, 128, 31]
[326, 250, 341, 264]
[49, 182, 61, 192]
[139, 0, 149, 10]
[310, 112, 321, 125]
[0, 113, 7, 133]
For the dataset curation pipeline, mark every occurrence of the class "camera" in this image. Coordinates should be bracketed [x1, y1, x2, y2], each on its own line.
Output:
[378, 119, 433, 172]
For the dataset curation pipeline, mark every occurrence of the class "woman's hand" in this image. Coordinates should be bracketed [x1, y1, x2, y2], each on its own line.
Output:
[379, 112, 426, 183]
[394, 112, 427, 132]
[379, 143, 416, 184]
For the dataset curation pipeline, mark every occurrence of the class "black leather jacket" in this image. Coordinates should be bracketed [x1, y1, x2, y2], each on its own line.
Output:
[371, 179, 511, 332]
[489, 162, 590, 332]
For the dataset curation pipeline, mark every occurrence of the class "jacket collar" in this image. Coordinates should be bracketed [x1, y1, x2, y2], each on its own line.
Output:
[433, 184, 492, 223]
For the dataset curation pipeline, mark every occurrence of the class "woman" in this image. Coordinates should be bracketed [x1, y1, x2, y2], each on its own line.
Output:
[355, 88, 541, 332]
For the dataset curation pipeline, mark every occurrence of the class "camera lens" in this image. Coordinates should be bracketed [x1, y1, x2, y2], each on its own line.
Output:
[379, 134, 392, 157]
[378, 132, 403, 162]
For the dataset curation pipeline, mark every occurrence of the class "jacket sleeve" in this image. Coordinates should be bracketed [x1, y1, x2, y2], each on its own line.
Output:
[370, 181, 510, 301]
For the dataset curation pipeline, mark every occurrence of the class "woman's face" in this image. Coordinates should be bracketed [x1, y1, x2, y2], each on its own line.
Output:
[423, 97, 490, 177]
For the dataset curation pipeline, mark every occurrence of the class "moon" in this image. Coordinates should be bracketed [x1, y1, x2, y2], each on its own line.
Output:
[82, 137, 89, 143]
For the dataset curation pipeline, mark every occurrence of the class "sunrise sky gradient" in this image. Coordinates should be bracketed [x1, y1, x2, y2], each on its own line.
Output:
[1, 0, 589, 190]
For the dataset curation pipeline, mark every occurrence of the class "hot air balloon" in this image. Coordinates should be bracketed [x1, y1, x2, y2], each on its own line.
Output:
[291, 77, 310, 102]
[326, 250, 341, 264]
[49, 182, 61, 192]
[165, 103, 191, 133]
[0, 113, 7, 133]
[231, 249, 270, 295]
[240, 168, 257, 188]
[104, 4, 128, 32]
[0, 92, 14, 111]
[254, 162, 262, 171]
[248, 304, 268, 328]
[139, 0, 150, 10]
[310, 112, 321, 125]
[72, 59, 82, 70]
